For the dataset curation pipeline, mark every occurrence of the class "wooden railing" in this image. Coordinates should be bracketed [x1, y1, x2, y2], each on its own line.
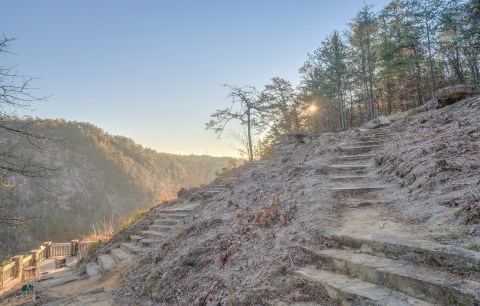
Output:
[1, 262, 15, 285]
[50, 243, 71, 257]
[0, 239, 95, 290]
[22, 255, 33, 268]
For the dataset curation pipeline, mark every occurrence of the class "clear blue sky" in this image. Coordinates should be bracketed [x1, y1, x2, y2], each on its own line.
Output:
[2, 0, 390, 157]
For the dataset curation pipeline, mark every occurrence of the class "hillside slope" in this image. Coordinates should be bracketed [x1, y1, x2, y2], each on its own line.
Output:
[0, 119, 229, 259]
[110, 96, 479, 305]
[28, 96, 480, 305]
[377, 95, 480, 246]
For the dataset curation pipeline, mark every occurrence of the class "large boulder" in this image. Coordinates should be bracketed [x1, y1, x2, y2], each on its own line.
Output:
[436, 84, 480, 108]
[360, 115, 391, 130]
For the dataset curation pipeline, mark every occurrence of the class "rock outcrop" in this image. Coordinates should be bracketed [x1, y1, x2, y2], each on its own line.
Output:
[437, 84, 480, 108]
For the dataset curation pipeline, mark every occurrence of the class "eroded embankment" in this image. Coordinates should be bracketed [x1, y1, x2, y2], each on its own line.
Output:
[376, 96, 480, 248]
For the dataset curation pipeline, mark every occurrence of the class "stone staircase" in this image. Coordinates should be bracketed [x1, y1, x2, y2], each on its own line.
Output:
[89, 202, 200, 275]
[89, 160, 270, 276]
[296, 128, 480, 305]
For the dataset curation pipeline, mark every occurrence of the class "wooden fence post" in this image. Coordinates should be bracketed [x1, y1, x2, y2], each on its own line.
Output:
[71, 240, 79, 256]
[43, 242, 52, 258]
[0, 266, 4, 289]
[31, 249, 40, 266]
[12, 255, 23, 279]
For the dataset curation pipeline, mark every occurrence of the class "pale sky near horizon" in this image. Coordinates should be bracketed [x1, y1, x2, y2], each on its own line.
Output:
[2, 0, 390, 157]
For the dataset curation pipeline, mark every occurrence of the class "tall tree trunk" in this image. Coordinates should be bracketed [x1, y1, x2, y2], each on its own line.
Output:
[413, 47, 425, 107]
[246, 109, 253, 162]
[387, 79, 393, 115]
[424, 0, 436, 98]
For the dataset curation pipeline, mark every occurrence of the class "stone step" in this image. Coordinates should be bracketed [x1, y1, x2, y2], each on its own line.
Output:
[111, 248, 132, 262]
[221, 177, 237, 182]
[206, 187, 228, 191]
[86, 263, 102, 277]
[141, 230, 167, 239]
[330, 175, 371, 182]
[356, 135, 385, 141]
[321, 186, 385, 196]
[359, 128, 389, 133]
[129, 235, 143, 243]
[203, 190, 224, 195]
[149, 224, 173, 233]
[323, 164, 371, 175]
[360, 132, 389, 138]
[120, 242, 147, 255]
[162, 208, 196, 215]
[338, 145, 382, 154]
[309, 248, 480, 305]
[295, 267, 432, 306]
[210, 184, 227, 189]
[139, 238, 162, 247]
[98, 254, 115, 271]
[351, 141, 381, 146]
[333, 154, 375, 161]
[156, 213, 188, 220]
[153, 219, 179, 226]
[326, 233, 480, 272]
[341, 199, 390, 208]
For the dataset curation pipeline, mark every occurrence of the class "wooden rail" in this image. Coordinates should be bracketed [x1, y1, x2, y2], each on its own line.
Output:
[0, 239, 95, 290]
[50, 243, 71, 257]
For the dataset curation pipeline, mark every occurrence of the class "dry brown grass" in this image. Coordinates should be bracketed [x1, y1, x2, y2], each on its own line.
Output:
[254, 195, 280, 227]
[82, 219, 114, 242]
[253, 195, 297, 228]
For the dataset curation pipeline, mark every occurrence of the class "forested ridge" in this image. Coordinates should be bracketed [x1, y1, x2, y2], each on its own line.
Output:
[0, 119, 229, 260]
[239, 0, 479, 158]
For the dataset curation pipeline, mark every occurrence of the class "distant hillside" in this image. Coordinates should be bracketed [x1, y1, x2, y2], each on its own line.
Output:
[0, 119, 229, 259]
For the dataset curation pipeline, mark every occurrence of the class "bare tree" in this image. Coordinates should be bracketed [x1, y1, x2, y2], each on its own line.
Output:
[0, 35, 59, 229]
[206, 85, 267, 162]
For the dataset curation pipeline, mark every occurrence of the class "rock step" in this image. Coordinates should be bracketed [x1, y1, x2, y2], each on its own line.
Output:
[221, 177, 237, 182]
[156, 213, 188, 220]
[149, 224, 173, 232]
[356, 135, 385, 141]
[341, 199, 390, 208]
[86, 263, 102, 277]
[203, 191, 223, 195]
[208, 185, 227, 191]
[339, 145, 382, 153]
[98, 254, 115, 271]
[333, 154, 375, 161]
[329, 175, 371, 182]
[129, 235, 143, 243]
[360, 133, 389, 138]
[323, 186, 384, 190]
[162, 208, 195, 215]
[153, 219, 179, 226]
[351, 141, 381, 146]
[139, 238, 162, 247]
[357, 131, 387, 136]
[322, 186, 384, 195]
[141, 230, 167, 239]
[329, 164, 370, 169]
[111, 248, 132, 262]
[327, 233, 480, 272]
[324, 164, 371, 175]
[309, 247, 480, 305]
[295, 267, 432, 306]
[206, 186, 227, 190]
[120, 242, 147, 255]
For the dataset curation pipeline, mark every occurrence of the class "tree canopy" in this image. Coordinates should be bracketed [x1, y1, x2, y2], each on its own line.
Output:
[209, 0, 479, 160]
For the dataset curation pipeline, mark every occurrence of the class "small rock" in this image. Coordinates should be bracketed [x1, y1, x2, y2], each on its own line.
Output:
[86, 263, 101, 277]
